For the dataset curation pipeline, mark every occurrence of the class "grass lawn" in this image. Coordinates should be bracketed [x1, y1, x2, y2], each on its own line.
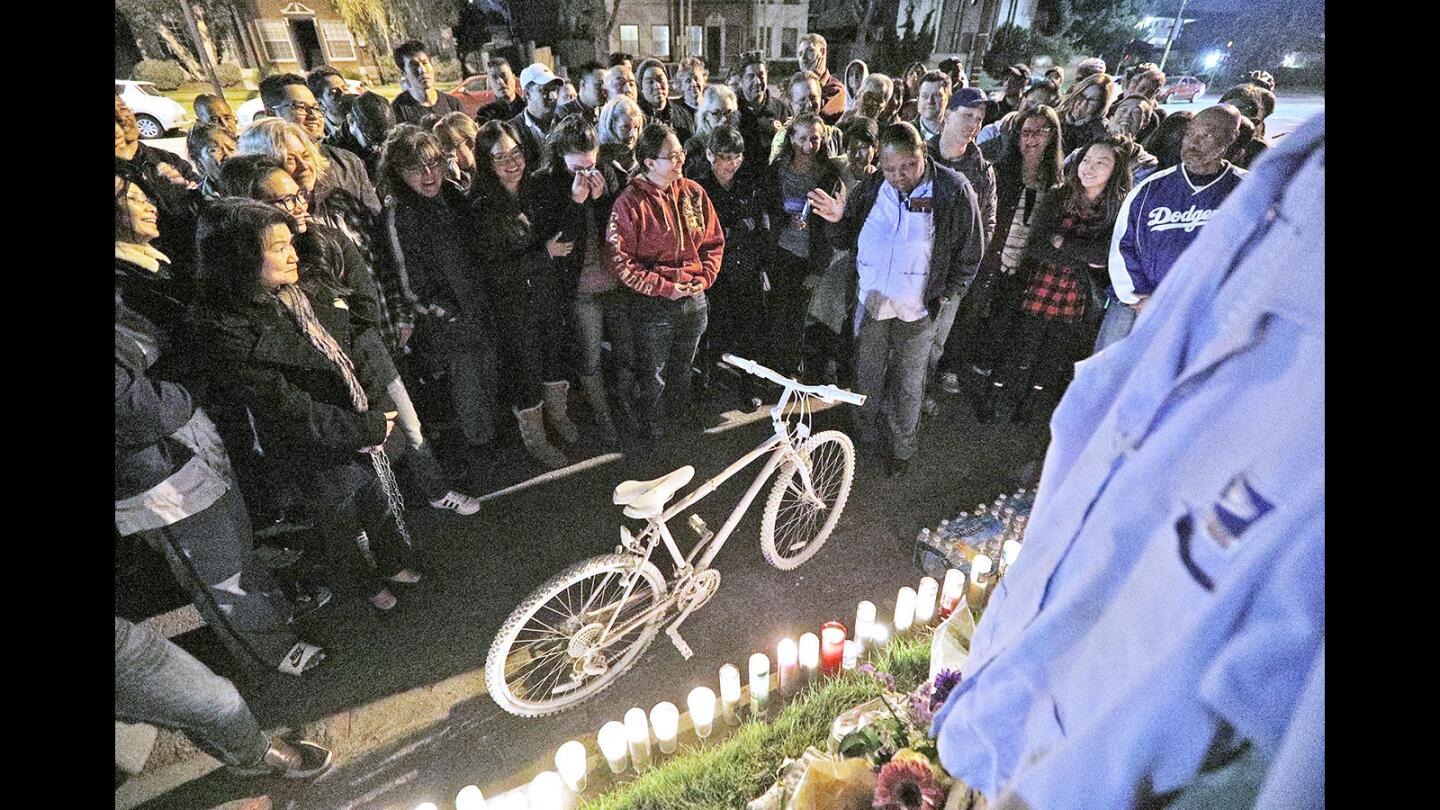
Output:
[160, 82, 404, 109]
[581, 632, 935, 809]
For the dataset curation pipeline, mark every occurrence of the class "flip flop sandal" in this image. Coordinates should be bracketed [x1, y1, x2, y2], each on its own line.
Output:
[230, 738, 335, 780]
[387, 569, 422, 584]
[276, 642, 326, 677]
[368, 589, 398, 611]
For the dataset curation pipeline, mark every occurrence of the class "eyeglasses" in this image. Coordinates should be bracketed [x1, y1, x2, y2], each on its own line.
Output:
[658, 150, 686, 163]
[492, 148, 525, 168]
[265, 192, 306, 213]
[277, 101, 323, 118]
[712, 153, 743, 164]
[405, 157, 445, 176]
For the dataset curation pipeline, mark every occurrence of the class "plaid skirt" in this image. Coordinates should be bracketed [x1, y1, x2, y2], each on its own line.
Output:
[1021, 264, 1087, 322]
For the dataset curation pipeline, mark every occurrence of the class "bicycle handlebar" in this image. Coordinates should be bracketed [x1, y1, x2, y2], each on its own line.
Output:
[721, 354, 866, 406]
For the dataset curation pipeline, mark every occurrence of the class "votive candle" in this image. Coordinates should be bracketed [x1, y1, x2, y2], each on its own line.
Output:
[798, 632, 820, 681]
[915, 577, 939, 625]
[842, 639, 859, 670]
[939, 568, 965, 618]
[776, 638, 798, 694]
[554, 740, 588, 792]
[455, 785, 485, 810]
[819, 622, 847, 674]
[624, 707, 651, 771]
[597, 721, 628, 774]
[749, 653, 771, 714]
[529, 771, 563, 810]
[719, 664, 742, 725]
[650, 701, 679, 754]
[687, 686, 716, 738]
[854, 601, 876, 649]
[893, 586, 917, 633]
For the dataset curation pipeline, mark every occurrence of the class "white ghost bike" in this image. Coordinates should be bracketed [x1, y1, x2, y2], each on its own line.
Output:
[484, 354, 865, 716]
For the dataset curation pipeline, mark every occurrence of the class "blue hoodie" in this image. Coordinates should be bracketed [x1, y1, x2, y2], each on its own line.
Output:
[1107, 162, 1247, 303]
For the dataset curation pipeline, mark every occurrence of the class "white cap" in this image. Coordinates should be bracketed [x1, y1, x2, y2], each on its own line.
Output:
[519, 63, 563, 90]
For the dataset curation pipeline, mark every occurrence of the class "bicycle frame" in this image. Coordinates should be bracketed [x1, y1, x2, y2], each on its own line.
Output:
[589, 389, 823, 649]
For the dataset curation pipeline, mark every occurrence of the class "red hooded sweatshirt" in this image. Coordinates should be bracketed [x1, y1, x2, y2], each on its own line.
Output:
[606, 175, 725, 300]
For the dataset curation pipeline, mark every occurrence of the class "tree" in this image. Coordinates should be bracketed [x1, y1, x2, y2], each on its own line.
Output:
[849, 0, 884, 63]
[592, 0, 623, 61]
[1062, 0, 1144, 62]
[116, 0, 240, 79]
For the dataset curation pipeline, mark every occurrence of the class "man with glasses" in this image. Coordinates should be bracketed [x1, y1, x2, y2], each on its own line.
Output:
[509, 63, 565, 168]
[259, 73, 381, 215]
[307, 65, 357, 141]
[193, 93, 239, 139]
[391, 40, 463, 125]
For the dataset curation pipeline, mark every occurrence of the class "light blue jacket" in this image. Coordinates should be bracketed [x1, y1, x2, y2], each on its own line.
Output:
[933, 111, 1325, 807]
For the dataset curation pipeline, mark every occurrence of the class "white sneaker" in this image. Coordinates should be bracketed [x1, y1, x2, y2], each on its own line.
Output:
[431, 491, 480, 516]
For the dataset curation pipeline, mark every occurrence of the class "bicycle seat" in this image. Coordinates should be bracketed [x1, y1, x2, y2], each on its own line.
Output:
[613, 465, 695, 519]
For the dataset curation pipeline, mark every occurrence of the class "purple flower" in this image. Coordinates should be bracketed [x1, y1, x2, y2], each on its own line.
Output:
[857, 662, 897, 692]
[908, 682, 937, 731]
[930, 670, 963, 711]
[873, 758, 946, 809]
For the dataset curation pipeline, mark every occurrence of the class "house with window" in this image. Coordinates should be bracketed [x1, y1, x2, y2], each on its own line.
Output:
[226, 0, 387, 81]
[610, 1, 809, 70]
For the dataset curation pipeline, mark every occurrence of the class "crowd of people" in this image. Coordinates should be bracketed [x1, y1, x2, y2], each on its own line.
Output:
[115, 35, 1281, 781]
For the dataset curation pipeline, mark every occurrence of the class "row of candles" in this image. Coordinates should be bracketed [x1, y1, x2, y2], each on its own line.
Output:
[415, 562, 1006, 809]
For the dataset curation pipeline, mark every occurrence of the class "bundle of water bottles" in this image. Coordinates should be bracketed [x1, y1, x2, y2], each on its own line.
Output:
[913, 488, 1035, 585]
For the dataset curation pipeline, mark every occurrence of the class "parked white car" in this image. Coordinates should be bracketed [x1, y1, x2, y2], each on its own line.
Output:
[116, 80, 193, 139]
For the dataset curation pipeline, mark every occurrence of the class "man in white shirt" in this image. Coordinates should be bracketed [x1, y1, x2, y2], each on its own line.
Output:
[810, 123, 984, 475]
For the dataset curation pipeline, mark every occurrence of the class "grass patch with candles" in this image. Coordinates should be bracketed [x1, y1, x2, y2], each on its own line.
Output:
[580, 633, 935, 809]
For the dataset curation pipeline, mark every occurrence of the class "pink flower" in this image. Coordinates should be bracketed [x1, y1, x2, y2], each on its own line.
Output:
[873, 758, 945, 810]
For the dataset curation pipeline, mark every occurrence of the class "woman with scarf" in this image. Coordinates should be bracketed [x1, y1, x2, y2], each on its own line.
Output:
[191, 199, 421, 614]
[116, 178, 326, 675]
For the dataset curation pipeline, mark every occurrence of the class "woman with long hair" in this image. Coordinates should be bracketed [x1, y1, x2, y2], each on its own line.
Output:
[377, 125, 501, 485]
[606, 122, 725, 438]
[432, 112, 480, 195]
[191, 199, 421, 613]
[1057, 73, 1117, 156]
[763, 110, 850, 380]
[470, 119, 581, 467]
[977, 134, 1137, 424]
[945, 105, 1066, 389]
[897, 61, 927, 122]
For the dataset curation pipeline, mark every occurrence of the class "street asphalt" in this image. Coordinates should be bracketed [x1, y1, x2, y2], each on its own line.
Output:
[119, 372, 1043, 809]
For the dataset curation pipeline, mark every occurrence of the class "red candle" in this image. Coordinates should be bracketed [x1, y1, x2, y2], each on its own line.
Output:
[819, 621, 847, 675]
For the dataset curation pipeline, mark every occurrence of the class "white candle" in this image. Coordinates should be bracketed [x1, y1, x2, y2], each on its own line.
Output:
[842, 639, 859, 670]
[490, 794, 528, 810]
[971, 554, 993, 586]
[798, 632, 820, 681]
[529, 771, 563, 810]
[854, 601, 876, 649]
[940, 568, 965, 617]
[624, 707, 651, 771]
[650, 701, 679, 754]
[719, 664, 742, 725]
[597, 720, 628, 774]
[893, 586, 916, 633]
[749, 652, 771, 714]
[455, 785, 486, 810]
[915, 577, 939, 625]
[554, 740, 588, 793]
[1002, 539, 1023, 567]
[687, 686, 717, 738]
[414, 804, 439, 810]
[777, 638, 799, 694]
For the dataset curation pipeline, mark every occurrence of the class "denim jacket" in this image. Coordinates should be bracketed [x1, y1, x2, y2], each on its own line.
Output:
[933, 112, 1325, 806]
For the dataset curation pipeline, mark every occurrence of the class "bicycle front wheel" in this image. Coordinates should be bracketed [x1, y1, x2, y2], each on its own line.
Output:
[485, 553, 668, 717]
[760, 430, 856, 570]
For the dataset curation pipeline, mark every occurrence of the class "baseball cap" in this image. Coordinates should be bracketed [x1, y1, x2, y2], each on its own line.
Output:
[1076, 58, 1107, 77]
[519, 63, 563, 89]
[947, 87, 988, 111]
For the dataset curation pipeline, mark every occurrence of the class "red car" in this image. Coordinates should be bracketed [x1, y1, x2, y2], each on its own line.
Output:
[448, 75, 497, 117]
[1155, 75, 1207, 103]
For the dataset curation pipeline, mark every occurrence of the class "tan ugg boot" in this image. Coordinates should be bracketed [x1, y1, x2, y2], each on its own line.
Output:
[541, 380, 581, 444]
[513, 403, 568, 469]
[579, 373, 619, 444]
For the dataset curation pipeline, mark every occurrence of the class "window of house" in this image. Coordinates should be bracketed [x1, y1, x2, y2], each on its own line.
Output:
[651, 25, 671, 58]
[689, 26, 704, 58]
[620, 24, 640, 56]
[256, 20, 297, 63]
[319, 20, 356, 61]
[781, 28, 798, 58]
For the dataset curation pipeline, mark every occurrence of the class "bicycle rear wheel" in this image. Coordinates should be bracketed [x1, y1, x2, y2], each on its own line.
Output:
[759, 430, 856, 570]
[485, 553, 668, 717]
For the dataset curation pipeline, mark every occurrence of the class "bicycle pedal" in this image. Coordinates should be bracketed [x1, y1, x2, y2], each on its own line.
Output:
[666, 625, 694, 659]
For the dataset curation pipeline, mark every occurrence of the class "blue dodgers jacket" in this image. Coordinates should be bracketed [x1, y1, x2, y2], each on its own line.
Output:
[1107, 161, 1247, 304]
[933, 111, 1325, 806]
